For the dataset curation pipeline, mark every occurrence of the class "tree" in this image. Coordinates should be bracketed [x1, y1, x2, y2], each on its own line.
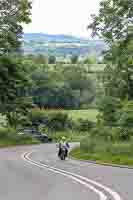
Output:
[0, 56, 32, 127]
[0, 0, 31, 54]
[84, 53, 97, 64]
[118, 101, 133, 140]
[97, 96, 122, 126]
[48, 55, 56, 64]
[62, 65, 96, 106]
[31, 68, 78, 109]
[88, 0, 133, 100]
[30, 64, 95, 109]
[3, 97, 32, 128]
[34, 55, 48, 65]
[71, 55, 78, 64]
[89, 0, 133, 42]
[0, 0, 32, 127]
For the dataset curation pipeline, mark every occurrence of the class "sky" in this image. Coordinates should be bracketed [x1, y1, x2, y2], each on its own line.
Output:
[23, 0, 101, 38]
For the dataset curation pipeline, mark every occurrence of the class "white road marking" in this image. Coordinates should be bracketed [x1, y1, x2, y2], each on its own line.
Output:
[22, 152, 106, 200]
[22, 151, 123, 200]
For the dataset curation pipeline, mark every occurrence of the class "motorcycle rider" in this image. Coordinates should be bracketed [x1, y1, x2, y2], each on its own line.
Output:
[58, 136, 70, 158]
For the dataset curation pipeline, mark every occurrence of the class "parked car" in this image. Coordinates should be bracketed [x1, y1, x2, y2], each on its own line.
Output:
[17, 128, 52, 143]
[32, 133, 49, 143]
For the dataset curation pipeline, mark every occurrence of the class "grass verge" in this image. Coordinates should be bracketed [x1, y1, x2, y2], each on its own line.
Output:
[0, 127, 40, 148]
[0, 138, 40, 148]
[70, 147, 133, 166]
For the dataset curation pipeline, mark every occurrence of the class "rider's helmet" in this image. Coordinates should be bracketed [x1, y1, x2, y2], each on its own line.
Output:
[62, 136, 66, 141]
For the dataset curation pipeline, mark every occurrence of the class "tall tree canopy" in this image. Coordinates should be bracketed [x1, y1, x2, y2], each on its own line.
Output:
[0, 0, 31, 54]
[0, 0, 32, 127]
[88, 0, 133, 100]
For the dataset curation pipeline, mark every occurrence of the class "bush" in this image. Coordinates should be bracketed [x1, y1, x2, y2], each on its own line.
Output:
[30, 109, 49, 126]
[80, 135, 133, 157]
[119, 101, 133, 128]
[118, 101, 133, 140]
[80, 136, 110, 153]
[47, 112, 72, 131]
[89, 126, 132, 142]
[30, 109, 73, 131]
[77, 119, 95, 132]
[0, 127, 15, 139]
[0, 127, 39, 147]
[108, 142, 133, 156]
[97, 96, 122, 126]
[88, 126, 112, 141]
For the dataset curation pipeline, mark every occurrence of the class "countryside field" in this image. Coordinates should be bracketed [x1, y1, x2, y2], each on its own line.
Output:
[43, 109, 98, 122]
[64, 109, 98, 122]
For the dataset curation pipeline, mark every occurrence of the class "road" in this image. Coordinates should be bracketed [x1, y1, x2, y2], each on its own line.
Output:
[0, 144, 132, 200]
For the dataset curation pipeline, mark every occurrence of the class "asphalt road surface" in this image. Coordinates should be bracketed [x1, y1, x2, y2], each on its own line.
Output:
[0, 143, 132, 200]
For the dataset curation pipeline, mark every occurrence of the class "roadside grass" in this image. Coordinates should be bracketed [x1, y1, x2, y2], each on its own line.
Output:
[0, 127, 40, 148]
[0, 138, 40, 148]
[70, 143, 133, 166]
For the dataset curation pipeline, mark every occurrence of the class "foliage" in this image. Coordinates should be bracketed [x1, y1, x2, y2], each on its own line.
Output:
[103, 64, 128, 99]
[0, 56, 32, 128]
[30, 108, 99, 134]
[88, 0, 133, 139]
[33, 55, 48, 65]
[89, 0, 133, 42]
[70, 143, 133, 166]
[72, 132, 133, 166]
[31, 108, 98, 124]
[119, 101, 133, 128]
[84, 53, 97, 64]
[97, 96, 122, 125]
[77, 119, 95, 132]
[0, 0, 31, 54]
[89, 0, 133, 100]
[30, 109, 72, 132]
[117, 101, 133, 140]
[48, 55, 56, 64]
[46, 112, 72, 131]
[0, 127, 39, 147]
[71, 55, 79, 64]
[0, 0, 32, 128]
[30, 64, 96, 109]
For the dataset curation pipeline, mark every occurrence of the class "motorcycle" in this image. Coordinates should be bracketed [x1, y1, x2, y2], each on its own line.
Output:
[59, 147, 67, 160]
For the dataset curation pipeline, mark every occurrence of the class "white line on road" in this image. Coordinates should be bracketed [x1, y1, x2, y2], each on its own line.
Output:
[22, 152, 106, 200]
[22, 151, 123, 200]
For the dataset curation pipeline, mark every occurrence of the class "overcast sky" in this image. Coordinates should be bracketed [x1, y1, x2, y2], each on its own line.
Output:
[23, 0, 101, 38]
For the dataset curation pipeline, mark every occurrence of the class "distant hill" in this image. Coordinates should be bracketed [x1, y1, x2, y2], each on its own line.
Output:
[23, 33, 83, 42]
[22, 33, 107, 58]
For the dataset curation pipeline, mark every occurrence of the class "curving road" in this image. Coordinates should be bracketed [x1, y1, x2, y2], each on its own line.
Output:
[0, 144, 132, 200]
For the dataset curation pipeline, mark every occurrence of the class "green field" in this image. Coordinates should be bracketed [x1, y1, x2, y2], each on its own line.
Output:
[44, 109, 98, 122]
[64, 109, 98, 122]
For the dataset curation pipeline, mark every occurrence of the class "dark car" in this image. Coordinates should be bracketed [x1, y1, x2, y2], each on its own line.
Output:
[17, 128, 52, 143]
[32, 134, 49, 143]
